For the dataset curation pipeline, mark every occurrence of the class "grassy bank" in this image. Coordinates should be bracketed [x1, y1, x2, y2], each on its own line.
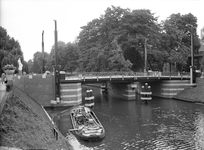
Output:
[174, 78, 204, 103]
[0, 87, 73, 150]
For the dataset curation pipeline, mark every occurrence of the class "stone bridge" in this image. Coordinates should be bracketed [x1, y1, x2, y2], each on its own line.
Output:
[13, 72, 193, 107]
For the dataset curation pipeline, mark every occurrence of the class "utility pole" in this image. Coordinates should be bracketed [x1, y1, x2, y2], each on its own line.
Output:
[54, 20, 60, 101]
[144, 38, 147, 73]
[42, 30, 45, 74]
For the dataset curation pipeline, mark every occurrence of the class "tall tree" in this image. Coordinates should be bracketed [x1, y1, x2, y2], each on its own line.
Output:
[77, 6, 161, 71]
[0, 26, 24, 74]
[161, 13, 200, 71]
[32, 51, 49, 73]
[119, 9, 162, 71]
[108, 37, 132, 71]
[77, 6, 133, 71]
[46, 41, 79, 72]
[27, 59, 34, 73]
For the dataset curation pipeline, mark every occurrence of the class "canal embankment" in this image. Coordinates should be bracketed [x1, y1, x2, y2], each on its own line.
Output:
[0, 86, 73, 150]
[174, 78, 204, 103]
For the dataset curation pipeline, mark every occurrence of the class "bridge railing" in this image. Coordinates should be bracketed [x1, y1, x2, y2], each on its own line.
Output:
[64, 71, 190, 80]
[79, 72, 145, 77]
[161, 72, 190, 77]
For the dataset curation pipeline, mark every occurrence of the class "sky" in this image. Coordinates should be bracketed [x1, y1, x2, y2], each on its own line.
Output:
[1, 0, 204, 61]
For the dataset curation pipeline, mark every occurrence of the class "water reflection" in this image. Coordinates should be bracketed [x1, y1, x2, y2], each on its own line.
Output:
[49, 84, 204, 149]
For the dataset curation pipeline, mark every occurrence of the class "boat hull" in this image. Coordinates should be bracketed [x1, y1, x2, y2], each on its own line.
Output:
[74, 132, 105, 142]
[70, 105, 105, 142]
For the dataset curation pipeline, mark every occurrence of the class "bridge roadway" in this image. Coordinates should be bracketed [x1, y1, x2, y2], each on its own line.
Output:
[61, 72, 190, 83]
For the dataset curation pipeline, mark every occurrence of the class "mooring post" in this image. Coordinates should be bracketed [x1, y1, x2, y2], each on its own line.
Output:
[85, 89, 94, 109]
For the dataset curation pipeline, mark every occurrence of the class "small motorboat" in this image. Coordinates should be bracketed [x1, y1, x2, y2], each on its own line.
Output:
[69, 105, 105, 141]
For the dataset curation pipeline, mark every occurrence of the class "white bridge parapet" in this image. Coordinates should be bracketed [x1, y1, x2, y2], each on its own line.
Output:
[64, 72, 190, 81]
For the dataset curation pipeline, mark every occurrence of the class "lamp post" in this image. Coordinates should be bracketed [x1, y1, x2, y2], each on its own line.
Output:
[186, 24, 195, 84]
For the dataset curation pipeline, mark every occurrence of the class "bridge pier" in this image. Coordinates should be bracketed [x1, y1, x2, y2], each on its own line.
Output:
[160, 80, 192, 98]
[109, 79, 192, 100]
[60, 83, 82, 105]
[109, 83, 136, 100]
[13, 75, 82, 107]
[134, 80, 192, 99]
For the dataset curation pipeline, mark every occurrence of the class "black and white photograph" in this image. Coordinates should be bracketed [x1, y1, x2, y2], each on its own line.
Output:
[1, 0, 204, 149]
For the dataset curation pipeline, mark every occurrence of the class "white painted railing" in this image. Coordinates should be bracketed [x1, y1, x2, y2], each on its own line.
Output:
[64, 72, 190, 81]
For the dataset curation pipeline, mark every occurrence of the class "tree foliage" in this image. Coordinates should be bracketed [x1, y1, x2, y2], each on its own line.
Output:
[27, 59, 34, 73]
[10, 6, 200, 74]
[0, 26, 26, 74]
[161, 13, 200, 71]
[32, 51, 49, 74]
[46, 41, 79, 73]
[77, 6, 164, 71]
[77, 6, 130, 71]
[77, 7, 200, 72]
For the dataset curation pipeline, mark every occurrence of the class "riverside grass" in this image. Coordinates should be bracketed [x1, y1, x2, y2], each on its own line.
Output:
[174, 78, 204, 103]
[0, 87, 73, 150]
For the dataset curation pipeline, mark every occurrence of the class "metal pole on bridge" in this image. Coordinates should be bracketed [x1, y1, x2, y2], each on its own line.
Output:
[191, 26, 195, 84]
[186, 24, 195, 84]
[54, 20, 60, 102]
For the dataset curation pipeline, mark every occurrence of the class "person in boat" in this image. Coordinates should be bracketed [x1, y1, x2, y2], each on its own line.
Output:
[74, 107, 91, 125]
[76, 114, 87, 125]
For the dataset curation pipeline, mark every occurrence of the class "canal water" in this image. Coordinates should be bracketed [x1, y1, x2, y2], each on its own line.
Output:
[48, 84, 204, 150]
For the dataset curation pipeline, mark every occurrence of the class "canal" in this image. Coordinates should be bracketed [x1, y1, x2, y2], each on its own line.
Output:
[48, 84, 204, 150]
